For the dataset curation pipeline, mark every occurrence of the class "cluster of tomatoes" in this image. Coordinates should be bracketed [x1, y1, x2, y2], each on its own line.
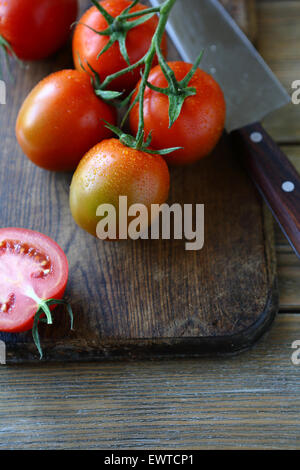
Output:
[0, 0, 225, 349]
[11, 0, 226, 237]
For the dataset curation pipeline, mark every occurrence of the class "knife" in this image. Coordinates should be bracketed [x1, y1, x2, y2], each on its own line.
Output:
[149, 0, 300, 258]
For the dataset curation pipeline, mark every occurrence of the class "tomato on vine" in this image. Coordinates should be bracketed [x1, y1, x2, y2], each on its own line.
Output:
[70, 138, 170, 238]
[73, 0, 167, 92]
[130, 61, 226, 166]
[0, 0, 78, 62]
[16, 70, 117, 172]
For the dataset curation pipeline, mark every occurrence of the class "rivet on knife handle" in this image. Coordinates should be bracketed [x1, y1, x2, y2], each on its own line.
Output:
[232, 122, 300, 258]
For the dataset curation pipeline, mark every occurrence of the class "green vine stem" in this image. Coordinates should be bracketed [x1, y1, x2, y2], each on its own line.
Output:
[98, 0, 176, 91]
[80, 0, 159, 65]
[0, 34, 21, 79]
[121, 5, 161, 20]
[135, 0, 176, 142]
[101, 0, 177, 142]
[32, 299, 74, 359]
[88, 0, 203, 155]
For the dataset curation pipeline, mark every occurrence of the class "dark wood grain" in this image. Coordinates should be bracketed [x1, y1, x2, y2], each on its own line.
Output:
[258, 1, 300, 143]
[0, 0, 277, 362]
[0, 314, 300, 450]
[232, 123, 300, 258]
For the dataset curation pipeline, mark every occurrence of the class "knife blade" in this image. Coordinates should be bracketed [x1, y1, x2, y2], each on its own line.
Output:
[150, 0, 290, 131]
[150, 0, 300, 258]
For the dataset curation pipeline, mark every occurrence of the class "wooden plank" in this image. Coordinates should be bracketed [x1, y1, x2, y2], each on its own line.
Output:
[0, 313, 299, 450]
[274, 146, 300, 311]
[278, 252, 300, 311]
[280, 146, 300, 173]
[258, 1, 300, 143]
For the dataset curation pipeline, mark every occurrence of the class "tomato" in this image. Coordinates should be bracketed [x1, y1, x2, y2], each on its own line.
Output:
[70, 138, 170, 237]
[0, 228, 69, 333]
[0, 0, 78, 61]
[130, 62, 226, 166]
[16, 69, 117, 171]
[73, 0, 167, 92]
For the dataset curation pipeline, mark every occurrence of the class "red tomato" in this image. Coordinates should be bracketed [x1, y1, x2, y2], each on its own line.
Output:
[0, 0, 78, 61]
[0, 228, 69, 333]
[73, 0, 167, 92]
[130, 62, 226, 166]
[70, 138, 170, 237]
[16, 69, 117, 171]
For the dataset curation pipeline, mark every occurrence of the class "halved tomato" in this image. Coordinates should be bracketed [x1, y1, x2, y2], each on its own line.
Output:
[0, 228, 69, 334]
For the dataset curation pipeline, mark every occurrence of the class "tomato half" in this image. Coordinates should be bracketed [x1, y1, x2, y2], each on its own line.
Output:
[16, 69, 117, 171]
[70, 139, 170, 237]
[130, 62, 226, 166]
[0, 228, 69, 333]
[73, 0, 167, 92]
[0, 0, 78, 61]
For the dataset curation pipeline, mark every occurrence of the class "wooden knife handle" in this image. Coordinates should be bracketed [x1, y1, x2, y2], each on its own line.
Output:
[232, 123, 300, 258]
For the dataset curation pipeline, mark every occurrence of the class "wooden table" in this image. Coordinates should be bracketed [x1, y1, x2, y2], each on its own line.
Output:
[0, 0, 299, 450]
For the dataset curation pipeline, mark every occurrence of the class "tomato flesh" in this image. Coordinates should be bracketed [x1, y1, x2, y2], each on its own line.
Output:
[0, 229, 68, 333]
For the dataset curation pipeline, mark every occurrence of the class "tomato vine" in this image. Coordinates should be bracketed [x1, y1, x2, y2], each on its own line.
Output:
[0, 35, 20, 78]
[80, 0, 204, 155]
[32, 299, 74, 359]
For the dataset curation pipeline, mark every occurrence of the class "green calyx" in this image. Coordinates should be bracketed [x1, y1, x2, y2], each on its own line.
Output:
[77, 54, 124, 102]
[83, 0, 203, 157]
[32, 299, 74, 359]
[146, 48, 204, 128]
[104, 121, 182, 156]
[77, 55, 136, 108]
[83, 0, 159, 66]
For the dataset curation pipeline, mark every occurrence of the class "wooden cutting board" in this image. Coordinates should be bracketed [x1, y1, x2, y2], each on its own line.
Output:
[0, 0, 277, 363]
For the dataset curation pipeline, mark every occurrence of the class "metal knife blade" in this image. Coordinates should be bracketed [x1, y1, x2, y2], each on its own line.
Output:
[149, 0, 290, 132]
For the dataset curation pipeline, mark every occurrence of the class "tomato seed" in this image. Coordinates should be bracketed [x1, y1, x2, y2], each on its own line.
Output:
[0, 294, 15, 314]
[0, 239, 52, 278]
